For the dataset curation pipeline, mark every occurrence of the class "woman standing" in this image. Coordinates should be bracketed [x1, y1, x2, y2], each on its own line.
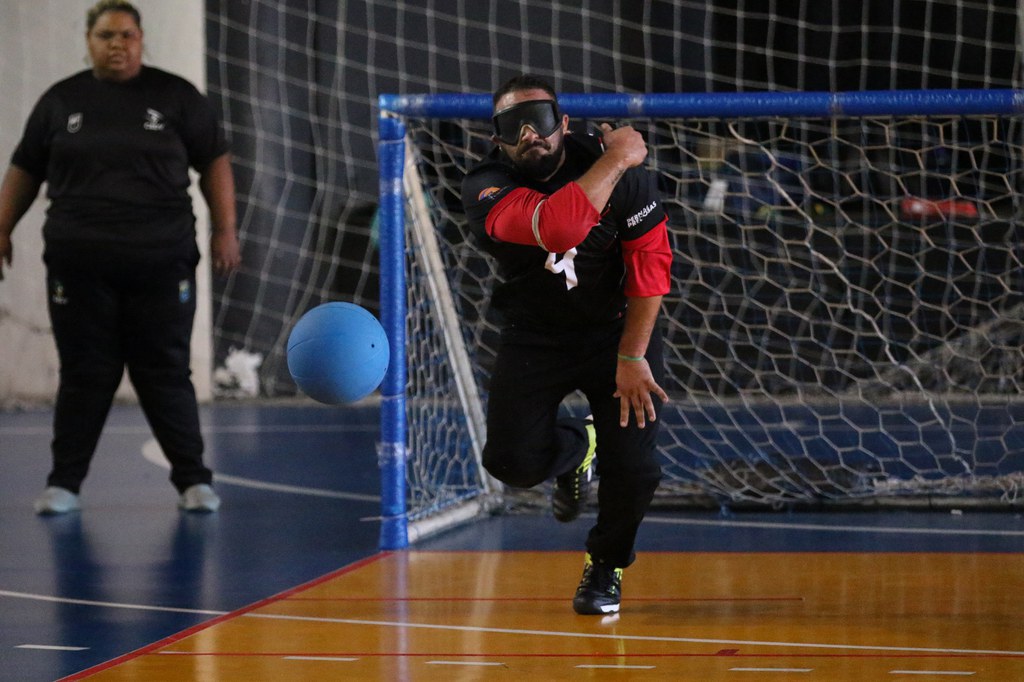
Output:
[0, 0, 241, 514]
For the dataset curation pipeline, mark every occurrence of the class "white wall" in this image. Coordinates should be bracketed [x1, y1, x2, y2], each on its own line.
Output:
[0, 0, 212, 408]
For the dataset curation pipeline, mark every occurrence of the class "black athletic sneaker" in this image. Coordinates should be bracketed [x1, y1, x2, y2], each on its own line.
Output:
[552, 419, 597, 522]
[572, 553, 623, 615]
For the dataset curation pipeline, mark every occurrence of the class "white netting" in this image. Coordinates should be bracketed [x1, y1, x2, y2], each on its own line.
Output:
[398, 110, 1024, 509]
[198, 0, 1024, 527]
[199, 0, 1020, 400]
[402, 144, 495, 521]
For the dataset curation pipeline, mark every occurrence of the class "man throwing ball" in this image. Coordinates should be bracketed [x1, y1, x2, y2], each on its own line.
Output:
[461, 75, 672, 615]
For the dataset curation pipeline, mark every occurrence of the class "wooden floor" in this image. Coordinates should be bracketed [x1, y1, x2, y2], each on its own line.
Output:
[66, 551, 1024, 680]
[2, 403, 1023, 681]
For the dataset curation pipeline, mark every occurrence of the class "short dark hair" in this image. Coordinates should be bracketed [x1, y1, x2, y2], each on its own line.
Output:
[492, 75, 557, 109]
[87, 0, 142, 32]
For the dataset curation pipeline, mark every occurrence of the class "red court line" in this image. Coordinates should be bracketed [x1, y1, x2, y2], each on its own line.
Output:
[57, 552, 391, 681]
[143, 651, 1024, 660]
[285, 596, 805, 602]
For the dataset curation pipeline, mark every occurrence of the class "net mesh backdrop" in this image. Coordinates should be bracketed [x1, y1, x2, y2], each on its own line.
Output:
[204, 0, 1021, 398]
[206, 1, 1024, 517]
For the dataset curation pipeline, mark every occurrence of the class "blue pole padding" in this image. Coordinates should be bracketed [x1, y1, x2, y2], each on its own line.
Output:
[380, 89, 1024, 119]
[377, 114, 409, 551]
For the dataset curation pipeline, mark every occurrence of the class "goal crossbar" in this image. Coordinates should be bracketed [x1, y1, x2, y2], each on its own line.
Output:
[380, 89, 1024, 120]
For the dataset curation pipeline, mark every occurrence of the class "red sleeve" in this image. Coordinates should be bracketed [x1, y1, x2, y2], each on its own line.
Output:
[622, 217, 672, 297]
[485, 182, 599, 252]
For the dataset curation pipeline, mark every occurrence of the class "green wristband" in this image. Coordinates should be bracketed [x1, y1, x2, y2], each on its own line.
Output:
[617, 353, 644, 362]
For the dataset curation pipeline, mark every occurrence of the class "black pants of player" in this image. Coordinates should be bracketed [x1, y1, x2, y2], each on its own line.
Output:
[482, 322, 664, 568]
[43, 244, 212, 495]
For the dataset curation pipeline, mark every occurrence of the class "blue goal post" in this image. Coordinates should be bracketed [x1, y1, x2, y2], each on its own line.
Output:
[376, 89, 1024, 550]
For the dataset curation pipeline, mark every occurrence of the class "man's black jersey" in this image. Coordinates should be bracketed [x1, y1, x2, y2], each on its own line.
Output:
[462, 132, 667, 335]
[11, 66, 228, 248]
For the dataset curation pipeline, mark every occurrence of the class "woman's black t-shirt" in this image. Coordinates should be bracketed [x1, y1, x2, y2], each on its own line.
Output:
[11, 66, 228, 251]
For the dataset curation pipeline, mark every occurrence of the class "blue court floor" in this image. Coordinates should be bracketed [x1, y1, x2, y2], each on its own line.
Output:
[1, 402, 1022, 681]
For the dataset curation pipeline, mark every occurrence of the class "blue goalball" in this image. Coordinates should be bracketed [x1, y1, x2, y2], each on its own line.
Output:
[287, 302, 390, 405]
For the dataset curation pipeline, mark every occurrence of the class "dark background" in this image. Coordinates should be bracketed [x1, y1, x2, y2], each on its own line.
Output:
[204, 0, 1021, 397]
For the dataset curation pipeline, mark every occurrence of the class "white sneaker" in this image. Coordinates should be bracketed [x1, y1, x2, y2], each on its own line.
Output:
[34, 487, 81, 515]
[178, 484, 221, 512]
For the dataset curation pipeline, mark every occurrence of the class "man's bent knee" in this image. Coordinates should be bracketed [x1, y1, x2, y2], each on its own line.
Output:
[482, 446, 550, 488]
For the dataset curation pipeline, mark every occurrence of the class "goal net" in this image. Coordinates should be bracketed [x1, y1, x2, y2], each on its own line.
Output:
[194, 0, 1022, 550]
[378, 90, 1024, 548]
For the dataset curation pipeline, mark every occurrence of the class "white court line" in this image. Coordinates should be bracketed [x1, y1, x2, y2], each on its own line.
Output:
[0, 426, 152, 437]
[244, 611, 1024, 658]
[5, 423, 380, 501]
[9, 421, 1020, 533]
[577, 664, 657, 670]
[0, 589, 226, 617]
[16, 644, 89, 652]
[0, 423, 376, 437]
[142, 439, 379, 502]
[2, 589, 1022, 659]
[643, 515, 1024, 538]
[890, 671, 975, 676]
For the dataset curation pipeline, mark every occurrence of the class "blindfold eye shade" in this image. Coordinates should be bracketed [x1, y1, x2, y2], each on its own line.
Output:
[492, 99, 560, 144]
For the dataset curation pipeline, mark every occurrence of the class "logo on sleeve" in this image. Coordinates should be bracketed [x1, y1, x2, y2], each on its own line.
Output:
[67, 113, 83, 133]
[626, 201, 658, 228]
[144, 108, 166, 131]
[478, 186, 504, 201]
